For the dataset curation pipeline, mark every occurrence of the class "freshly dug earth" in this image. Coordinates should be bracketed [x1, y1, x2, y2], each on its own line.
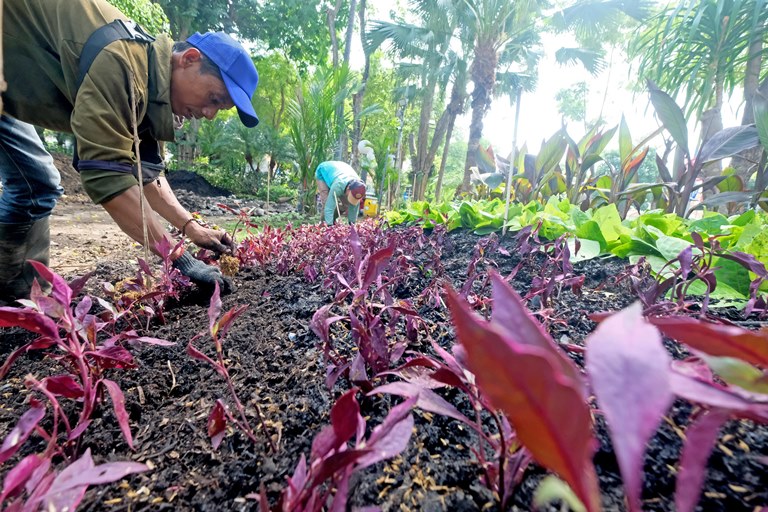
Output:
[1, 224, 767, 511]
[2, 153, 767, 511]
[166, 169, 233, 197]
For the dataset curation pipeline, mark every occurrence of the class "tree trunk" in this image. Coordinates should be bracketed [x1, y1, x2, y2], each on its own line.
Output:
[732, 35, 764, 180]
[435, 115, 455, 202]
[275, 88, 286, 127]
[461, 42, 496, 194]
[327, 0, 342, 69]
[177, 119, 200, 166]
[350, 0, 369, 175]
[425, 70, 467, 201]
[334, 0, 357, 161]
[413, 68, 439, 200]
[699, 107, 723, 200]
[342, 0, 357, 64]
[393, 101, 406, 203]
[408, 133, 417, 198]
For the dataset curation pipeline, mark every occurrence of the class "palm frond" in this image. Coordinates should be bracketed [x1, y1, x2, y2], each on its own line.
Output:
[555, 47, 606, 76]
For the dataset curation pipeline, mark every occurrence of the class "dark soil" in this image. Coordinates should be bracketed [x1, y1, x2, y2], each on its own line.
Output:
[1, 228, 766, 512]
[52, 152, 90, 203]
[166, 169, 233, 197]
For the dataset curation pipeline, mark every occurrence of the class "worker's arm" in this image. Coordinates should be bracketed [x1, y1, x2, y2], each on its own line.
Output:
[100, 185, 169, 255]
[347, 202, 360, 224]
[325, 179, 349, 225]
[143, 177, 233, 253]
[100, 185, 231, 291]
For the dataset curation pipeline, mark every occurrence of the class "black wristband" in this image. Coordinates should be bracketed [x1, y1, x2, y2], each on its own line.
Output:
[181, 218, 199, 237]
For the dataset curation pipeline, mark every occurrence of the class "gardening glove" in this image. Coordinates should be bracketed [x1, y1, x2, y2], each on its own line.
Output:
[172, 252, 234, 294]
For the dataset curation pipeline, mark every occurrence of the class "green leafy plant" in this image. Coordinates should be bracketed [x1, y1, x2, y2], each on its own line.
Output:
[649, 81, 763, 217]
[288, 65, 357, 214]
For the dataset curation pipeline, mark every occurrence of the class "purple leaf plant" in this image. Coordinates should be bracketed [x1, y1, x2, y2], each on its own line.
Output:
[249, 389, 416, 511]
[187, 282, 276, 452]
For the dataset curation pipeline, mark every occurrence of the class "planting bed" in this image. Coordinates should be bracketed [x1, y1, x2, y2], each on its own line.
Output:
[1, 219, 767, 512]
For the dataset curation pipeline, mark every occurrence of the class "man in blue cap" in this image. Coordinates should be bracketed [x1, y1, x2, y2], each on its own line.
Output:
[0, 0, 260, 303]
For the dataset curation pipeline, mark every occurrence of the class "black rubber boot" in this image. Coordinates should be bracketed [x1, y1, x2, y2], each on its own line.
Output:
[0, 217, 51, 306]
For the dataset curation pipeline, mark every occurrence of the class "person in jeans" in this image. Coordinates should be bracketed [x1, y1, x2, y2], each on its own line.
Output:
[315, 161, 366, 225]
[0, 0, 260, 304]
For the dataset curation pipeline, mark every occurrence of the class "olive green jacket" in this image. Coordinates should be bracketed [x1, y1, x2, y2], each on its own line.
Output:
[3, 0, 175, 203]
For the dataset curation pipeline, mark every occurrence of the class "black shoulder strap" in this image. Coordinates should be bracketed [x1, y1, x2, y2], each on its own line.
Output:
[73, 19, 163, 176]
[77, 19, 155, 90]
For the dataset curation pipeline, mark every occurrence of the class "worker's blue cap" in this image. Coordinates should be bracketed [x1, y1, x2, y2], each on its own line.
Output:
[187, 31, 259, 127]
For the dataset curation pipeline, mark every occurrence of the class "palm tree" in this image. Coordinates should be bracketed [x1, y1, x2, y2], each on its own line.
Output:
[629, 0, 767, 129]
[366, 0, 461, 200]
[287, 65, 357, 213]
[434, 56, 469, 201]
[550, 0, 652, 123]
[458, 0, 544, 194]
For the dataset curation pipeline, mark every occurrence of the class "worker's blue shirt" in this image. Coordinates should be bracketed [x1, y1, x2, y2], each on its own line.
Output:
[315, 161, 361, 224]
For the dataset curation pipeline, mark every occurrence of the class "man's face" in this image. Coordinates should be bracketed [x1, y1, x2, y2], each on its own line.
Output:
[345, 190, 362, 206]
[171, 48, 235, 123]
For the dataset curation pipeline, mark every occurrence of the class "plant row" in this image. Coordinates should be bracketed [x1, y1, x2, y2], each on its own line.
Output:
[2, 217, 768, 511]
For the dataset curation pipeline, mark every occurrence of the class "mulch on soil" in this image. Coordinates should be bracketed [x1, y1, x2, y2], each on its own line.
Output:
[1, 228, 766, 511]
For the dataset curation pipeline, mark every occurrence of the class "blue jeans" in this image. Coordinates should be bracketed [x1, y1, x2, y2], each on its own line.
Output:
[0, 115, 63, 223]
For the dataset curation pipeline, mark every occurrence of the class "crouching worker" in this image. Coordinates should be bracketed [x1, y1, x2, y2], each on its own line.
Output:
[315, 161, 366, 225]
[0, 0, 261, 304]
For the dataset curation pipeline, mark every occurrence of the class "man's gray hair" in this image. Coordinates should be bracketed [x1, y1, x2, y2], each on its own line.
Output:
[172, 41, 224, 80]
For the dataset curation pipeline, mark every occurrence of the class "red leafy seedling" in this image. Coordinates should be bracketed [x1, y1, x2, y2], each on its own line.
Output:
[1, 448, 146, 511]
[187, 282, 275, 452]
[39, 448, 146, 511]
[0, 405, 46, 464]
[208, 400, 230, 450]
[446, 277, 601, 512]
[649, 316, 768, 368]
[586, 303, 674, 512]
[264, 389, 416, 511]
[589, 310, 768, 511]
[675, 409, 730, 512]
[1, 263, 172, 458]
[488, 272, 584, 392]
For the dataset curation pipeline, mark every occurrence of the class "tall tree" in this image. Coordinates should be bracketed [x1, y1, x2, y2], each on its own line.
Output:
[351, 0, 371, 174]
[252, 53, 301, 131]
[629, 0, 768, 129]
[458, 0, 543, 193]
[366, 0, 462, 200]
[153, 0, 234, 39]
[335, 0, 359, 160]
[108, 0, 168, 34]
[237, 0, 336, 68]
[434, 60, 468, 201]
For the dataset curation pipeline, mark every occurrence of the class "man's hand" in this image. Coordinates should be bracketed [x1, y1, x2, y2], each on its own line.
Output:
[187, 224, 236, 254]
[172, 252, 234, 293]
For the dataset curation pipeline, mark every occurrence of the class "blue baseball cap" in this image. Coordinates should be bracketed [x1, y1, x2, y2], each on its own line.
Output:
[186, 32, 259, 127]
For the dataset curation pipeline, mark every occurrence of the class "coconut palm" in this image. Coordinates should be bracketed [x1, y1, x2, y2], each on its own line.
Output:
[629, 0, 768, 128]
[366, 0, 463, 201]
[458, 0, 544, 193]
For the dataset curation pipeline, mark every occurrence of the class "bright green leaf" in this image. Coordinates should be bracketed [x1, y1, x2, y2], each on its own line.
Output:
[533, 475, 587, 512]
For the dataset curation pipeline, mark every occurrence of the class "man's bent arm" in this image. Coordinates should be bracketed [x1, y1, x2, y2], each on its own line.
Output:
[142, 177, 233, 253]
[101, 185, 171, 256]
